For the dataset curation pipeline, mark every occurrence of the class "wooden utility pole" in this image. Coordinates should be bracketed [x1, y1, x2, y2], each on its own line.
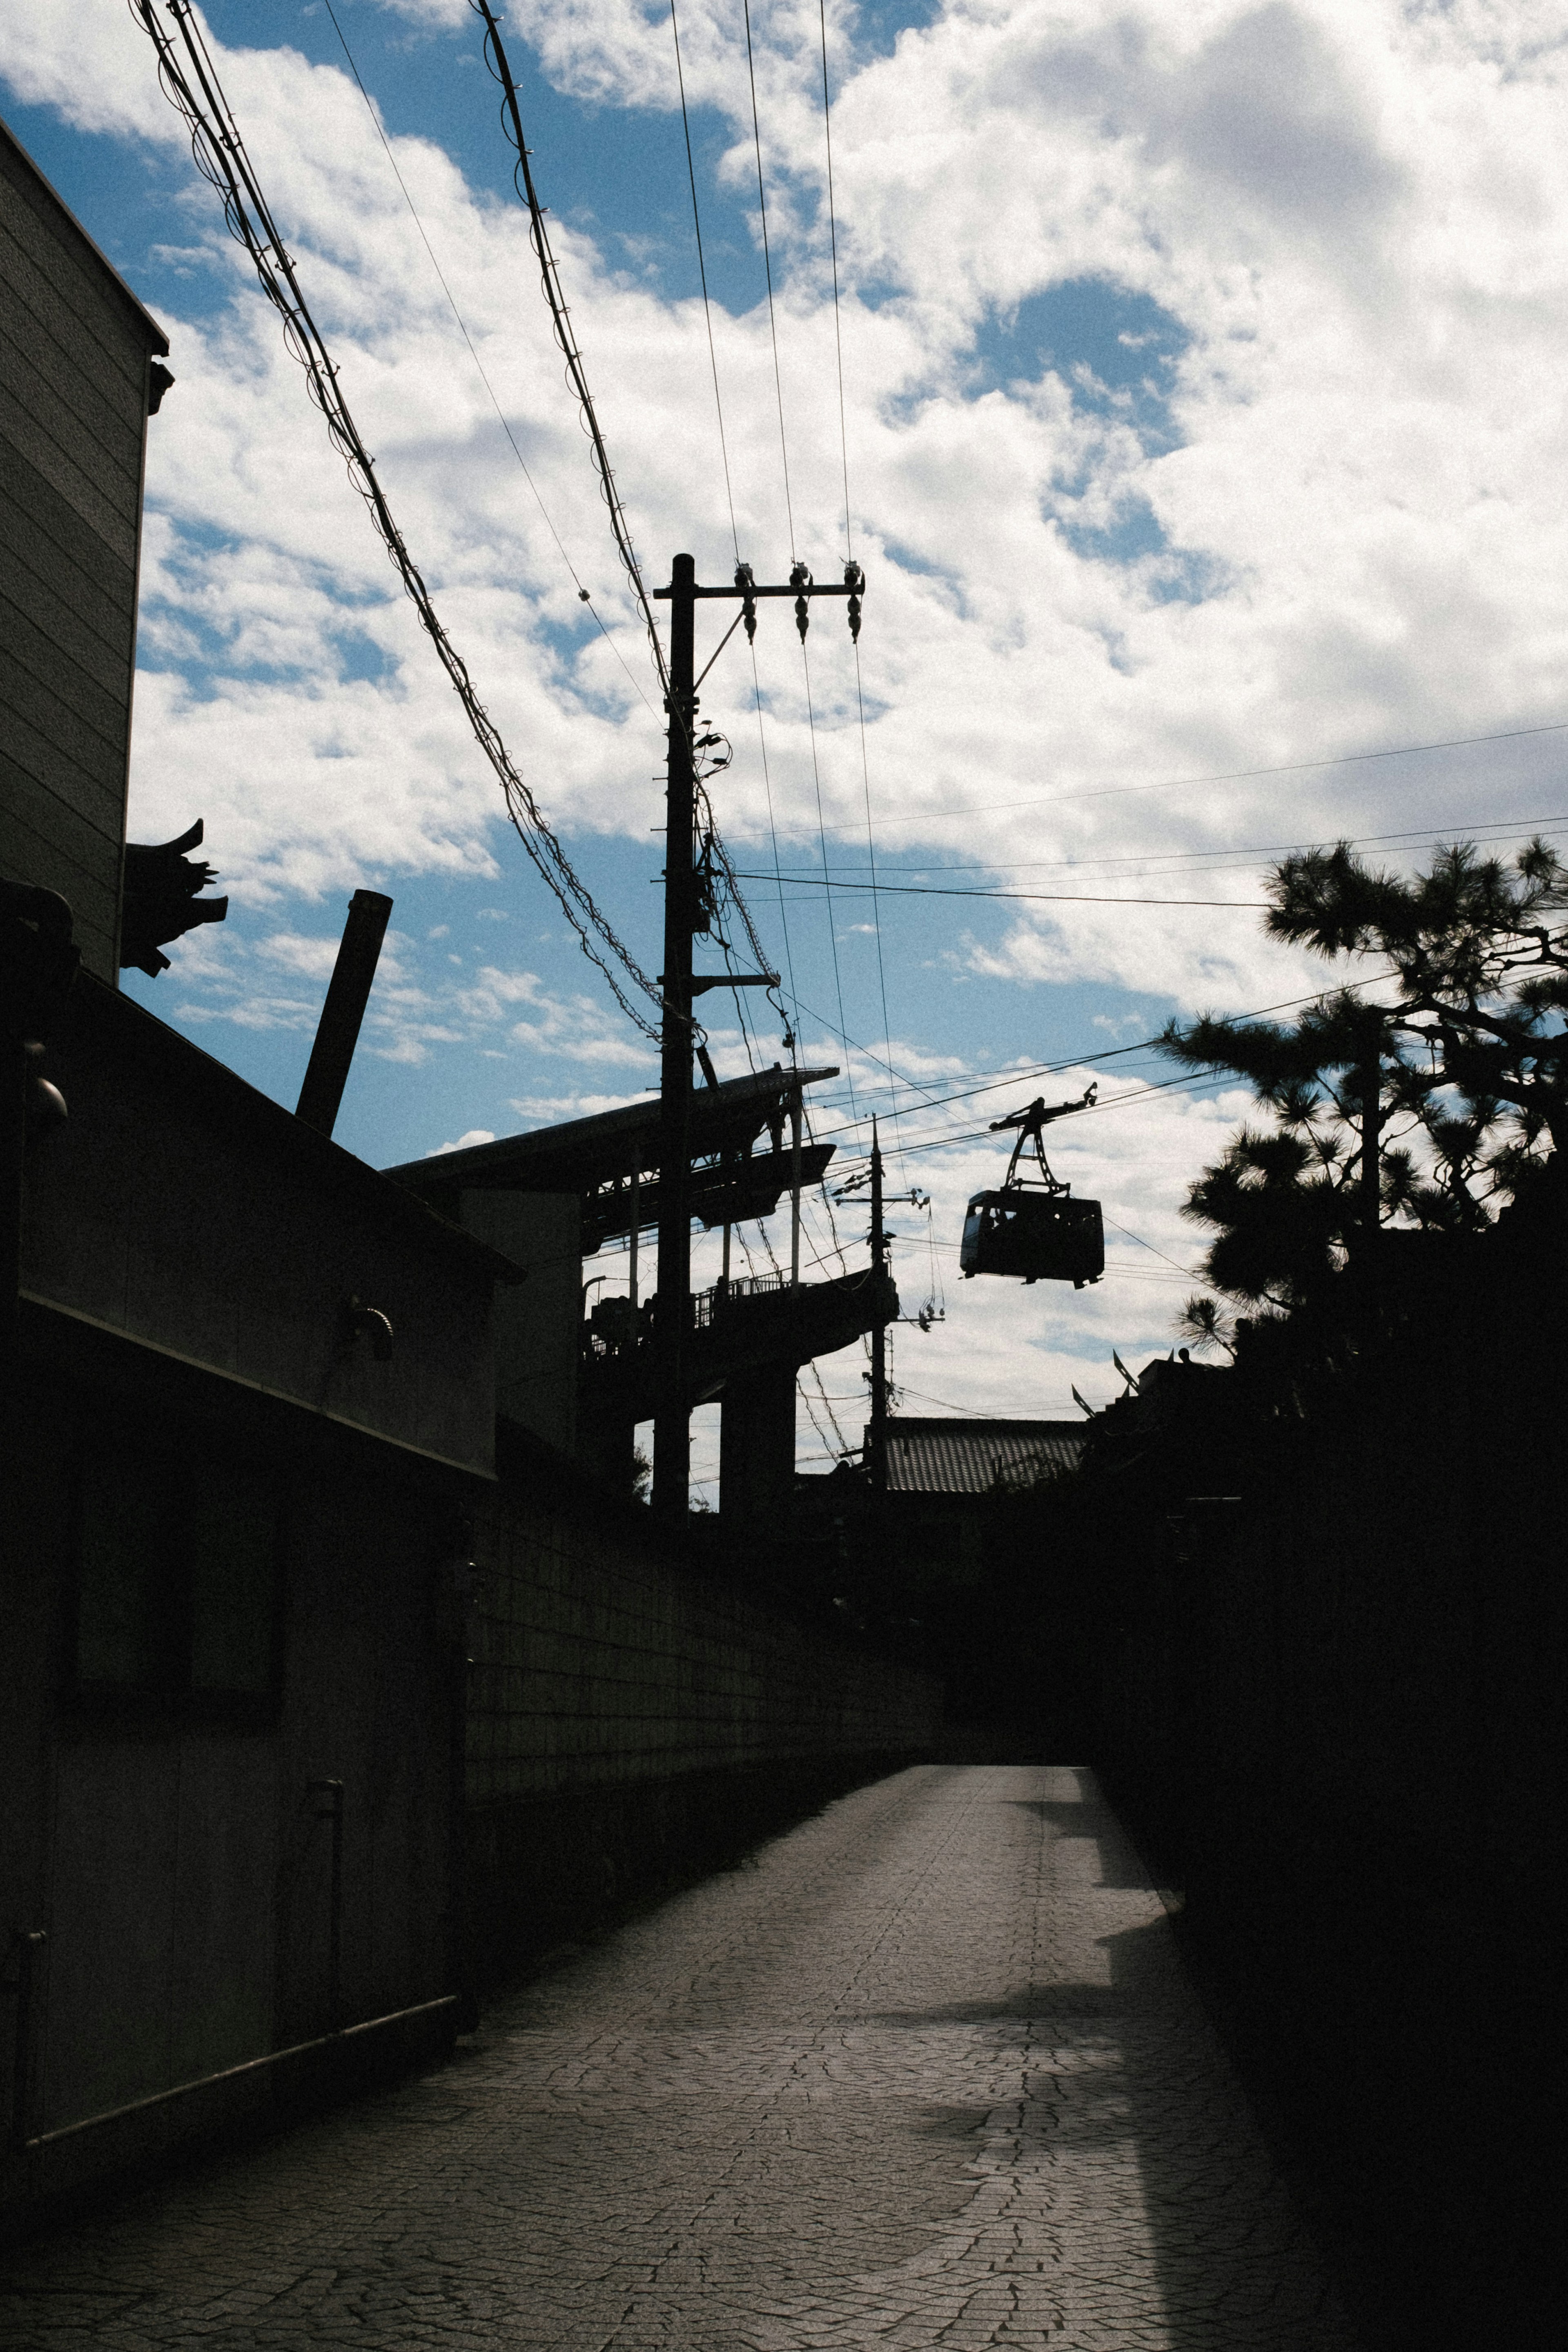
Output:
[653, 554, 699, 1517]
[650, 555, 864, 1518]
[869, 1117, 888, 1497]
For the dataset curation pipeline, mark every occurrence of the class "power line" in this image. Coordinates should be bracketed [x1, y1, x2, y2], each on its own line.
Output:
[470, 0, 788, 1098]
[799, 639, 860, 1120]
[732, 6, 862, 1107]
[742, 873, 1265, 909]
[806, 970, 1405, 1155]
[666, 6, 802, 1065]
[320, 0, 656, 719]
[746, 658, 802, 1018]
[742, 0, 796, 560]
[756, 819, 1562, 1113]
[812, 720, 1568, 833]
[669, 0, 739, 564]
[763, 814, 1568, 883]
[468, 2, 668, 696]
[824, 939, 1560, 1163]
[815, 0, 901, 1170]
[132, 0, 664, 1041]
[818, 0, 851, 568]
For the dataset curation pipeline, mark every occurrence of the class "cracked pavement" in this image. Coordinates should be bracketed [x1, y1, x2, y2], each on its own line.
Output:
[0, 1765, 1359, 2348]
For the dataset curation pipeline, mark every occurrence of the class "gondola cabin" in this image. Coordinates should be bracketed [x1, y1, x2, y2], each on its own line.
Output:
[960, 1189, 1104, 1286]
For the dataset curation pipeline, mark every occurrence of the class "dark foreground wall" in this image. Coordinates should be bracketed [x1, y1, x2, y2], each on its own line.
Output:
[1, 1312, 470, 2231]
[464, 1428, 944, 1986]
[1050, 1226, 1564, 2352]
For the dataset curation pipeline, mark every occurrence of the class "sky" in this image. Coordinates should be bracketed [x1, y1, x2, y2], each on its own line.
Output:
[5, 0, 1568, 1491]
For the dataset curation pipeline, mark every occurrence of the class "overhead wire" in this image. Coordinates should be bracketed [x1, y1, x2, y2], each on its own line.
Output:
[786, 813, 1568, 882]
[751, 814, 1568, 904]
[797, 639, 860, 1122]
[467, 2, 669, 696]
[812, 718, 1568, 833]
[818, 927, 1564, 1162]
[818, 0, 902, 1237]
[469, 0, 797, 1076]
[733, 4, 862, 1106]
[817, 0, 852, 577]
[745, 874, 1267, 908]
[805, 968, 1408, 1157]
[742, 0, 797, 560]
[669, 0, 739, 562]
[666, 4, 802, 1049]
[321, 0, 656, 719]
[471, 0, 786, 1077]
[130, 0, 666, 1042]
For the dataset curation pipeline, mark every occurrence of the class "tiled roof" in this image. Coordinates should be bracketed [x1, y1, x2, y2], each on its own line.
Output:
[880, 1417, 1087, 1496]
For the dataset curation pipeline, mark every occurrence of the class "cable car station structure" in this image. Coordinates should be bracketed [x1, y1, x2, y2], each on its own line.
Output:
[387, 1062, 896, 1525]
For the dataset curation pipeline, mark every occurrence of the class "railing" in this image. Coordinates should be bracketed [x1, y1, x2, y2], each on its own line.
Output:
[583, 1273, 797, 1364]
[691, 1272, 788, 1328]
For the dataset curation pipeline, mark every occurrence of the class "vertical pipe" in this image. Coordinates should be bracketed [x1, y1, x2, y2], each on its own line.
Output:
[7, 1930, 45, 2153]
[296, 891, 393, 1137]
[309, 1779, 344, 2030]
[722, 1218, 731, 1295]
[790, 1092, 802, 1288]
[654, 555, 697, 1517]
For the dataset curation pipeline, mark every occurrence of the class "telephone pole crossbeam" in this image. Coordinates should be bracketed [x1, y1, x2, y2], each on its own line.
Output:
[655, 582, 858, 600]
[650, 556, 865, 1520]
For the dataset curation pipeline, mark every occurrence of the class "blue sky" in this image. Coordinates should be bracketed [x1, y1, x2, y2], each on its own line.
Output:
[6, 0, 1567, 1460]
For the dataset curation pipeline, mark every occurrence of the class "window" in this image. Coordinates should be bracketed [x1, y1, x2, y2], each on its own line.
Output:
[70, 1440, 283, 1721]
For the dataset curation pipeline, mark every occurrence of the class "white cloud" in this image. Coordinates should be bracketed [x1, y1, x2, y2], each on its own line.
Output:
[432, 1127, 498, 1153]
[16, 0, 1547, 952]
[9, 0, 1568, 1433]
[459, 965, 657, 1065]
[509, 1089, 650, 1124]
[256, 931, 344, 980]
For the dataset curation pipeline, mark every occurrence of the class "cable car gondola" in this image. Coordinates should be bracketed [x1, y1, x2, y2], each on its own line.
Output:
[959, 1087, 1104, 1287]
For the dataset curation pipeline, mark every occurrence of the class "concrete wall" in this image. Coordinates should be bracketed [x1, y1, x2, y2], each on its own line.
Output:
[0, 119, 167, 984]
[463, 1438, 943, 1979]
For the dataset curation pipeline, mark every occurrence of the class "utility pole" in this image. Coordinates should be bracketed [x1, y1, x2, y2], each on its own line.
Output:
[650, 554, 864, 1520]
[869, 1116, 888, 1498]
[653, 553, 698, 1518]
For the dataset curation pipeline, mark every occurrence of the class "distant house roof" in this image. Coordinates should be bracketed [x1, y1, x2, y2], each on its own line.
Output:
[881, 1416, 1087, 1496]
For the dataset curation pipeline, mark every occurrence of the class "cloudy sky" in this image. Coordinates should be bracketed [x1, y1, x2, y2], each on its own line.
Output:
[5, 0, 1566, 1486]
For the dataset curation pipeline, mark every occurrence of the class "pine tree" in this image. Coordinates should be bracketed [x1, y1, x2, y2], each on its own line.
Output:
[1160, 836, 1568, 1345]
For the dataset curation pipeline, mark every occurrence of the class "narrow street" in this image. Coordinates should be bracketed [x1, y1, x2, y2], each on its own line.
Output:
[0, 1768, 1356, 2350]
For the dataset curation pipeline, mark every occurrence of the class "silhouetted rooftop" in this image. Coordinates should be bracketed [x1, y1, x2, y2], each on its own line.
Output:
[881, 1417, 1087, 1496]
[383, 1063, 838, 1198]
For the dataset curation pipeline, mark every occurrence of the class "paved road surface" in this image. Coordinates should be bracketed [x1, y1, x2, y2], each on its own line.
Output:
[0, 1766, 1358, 2349]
